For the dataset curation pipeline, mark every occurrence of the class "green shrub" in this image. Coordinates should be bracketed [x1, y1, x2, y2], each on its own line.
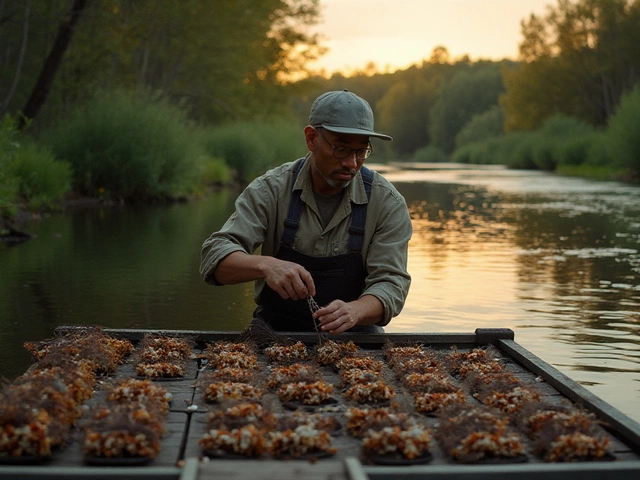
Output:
[451, 139, 498, 165]
[538, 114, 594, 138]
[528, 115, 595, 170]
[482, 135, 512, 165]
[1, 116, 71, 215]
[529, 135, 557, 171]
[412, 145, 448, 163]
[452, 134, 524, 166]
[451, 143, 473, 164]
[455, 105, 505, 149]
[12, 141, 72, 211]
[555, 133, 597, 166]
[601, 85, 640, 172]
[40, 90, 202, 200]
[198, 155, 231, 186]
[200, 120, 305, 182]
[585, 131, 613, 167]
[508, 134, 537, 169]
[202, 126, 268, 183]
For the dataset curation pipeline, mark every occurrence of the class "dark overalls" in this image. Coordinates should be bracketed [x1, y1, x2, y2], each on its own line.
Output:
[255, 159, 383, 333]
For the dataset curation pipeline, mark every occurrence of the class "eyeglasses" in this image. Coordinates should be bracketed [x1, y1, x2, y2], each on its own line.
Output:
[317, 128, 372, 160]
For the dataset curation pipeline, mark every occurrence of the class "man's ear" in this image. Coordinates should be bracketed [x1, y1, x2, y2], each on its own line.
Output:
[304, 125, 318, 151]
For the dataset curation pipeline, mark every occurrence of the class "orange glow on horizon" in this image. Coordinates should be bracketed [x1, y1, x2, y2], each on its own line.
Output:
[309, 0, 551, 76]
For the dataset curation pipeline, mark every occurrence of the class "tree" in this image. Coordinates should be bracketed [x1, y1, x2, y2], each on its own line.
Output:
[501, 57, 584, 131]
[1, 0, 31, 113]
[18, 0, 88, 128]
[1, 0, 324, 126]
[503, 0, 640, 131]
[429, 64, 506, 153]
[376, 74, 438, 155]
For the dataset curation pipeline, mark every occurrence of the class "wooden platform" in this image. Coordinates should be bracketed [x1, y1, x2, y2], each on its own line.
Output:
[2, 327, 640, 480]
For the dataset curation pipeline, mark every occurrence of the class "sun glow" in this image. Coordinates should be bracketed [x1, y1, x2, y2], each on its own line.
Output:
[309, 0, 550, 76]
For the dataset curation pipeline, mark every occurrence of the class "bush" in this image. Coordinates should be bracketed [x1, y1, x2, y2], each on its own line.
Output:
[601, 85, 640, 172]
[585, 132, 613, 167]
[200, 120, 305, 183]
[528, 115, 595, 170]
[451, 140, 497, 165]
[201, 126, 269, 183]
[412, 145, 448, 163]
[1, 116, 72, 215]
[455, 105, 505, 149]
[40, 89, 203, 200]
[508, 134, 538, 169]
[555, 133, 597, 166]
[452, 133, 527, 166]
[12, 141, 72, 211]
[198, 155, 231, 186]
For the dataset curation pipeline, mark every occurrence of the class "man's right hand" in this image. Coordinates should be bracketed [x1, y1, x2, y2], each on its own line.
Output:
[214, 252, 315, 300]
[261, 257, 315, 301]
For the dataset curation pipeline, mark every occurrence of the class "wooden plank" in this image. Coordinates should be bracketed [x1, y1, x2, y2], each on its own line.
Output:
[179, 458, 199, 480]
[53, 327, 482, 348]
[497, 338, 640, 451]
[364, 461, 640, 480]
[0, 466, 181, 480]
[194, 459, 349, 480]
[343, 457, 369, 480]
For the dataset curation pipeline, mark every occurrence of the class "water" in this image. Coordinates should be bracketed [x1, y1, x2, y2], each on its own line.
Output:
[1, 163, 639, 422]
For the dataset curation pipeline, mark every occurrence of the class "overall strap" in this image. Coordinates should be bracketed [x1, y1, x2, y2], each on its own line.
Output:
[280, 160, 374, 251]
[281, 159, 306, 248]
[348, 165, 373, 253]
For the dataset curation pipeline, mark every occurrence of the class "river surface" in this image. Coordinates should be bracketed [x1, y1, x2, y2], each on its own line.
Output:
[1, 163, 639, 422]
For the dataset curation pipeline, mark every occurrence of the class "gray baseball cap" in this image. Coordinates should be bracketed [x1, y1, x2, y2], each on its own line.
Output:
[309, 89, 392, 141]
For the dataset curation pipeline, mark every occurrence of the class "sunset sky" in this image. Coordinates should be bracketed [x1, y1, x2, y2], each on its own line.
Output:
[309, 0, 553, 74]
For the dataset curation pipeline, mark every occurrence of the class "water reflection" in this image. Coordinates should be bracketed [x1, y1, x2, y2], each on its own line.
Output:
[382, 165, 640, 421]
[1, 164, 639, 421]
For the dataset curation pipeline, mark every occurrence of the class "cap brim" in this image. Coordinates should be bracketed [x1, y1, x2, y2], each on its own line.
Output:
[321, 124, 393, 141]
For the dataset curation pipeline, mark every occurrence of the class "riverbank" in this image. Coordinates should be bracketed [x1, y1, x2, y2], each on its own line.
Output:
[2, 162, 636, 241]
[2, 165, 640, 423]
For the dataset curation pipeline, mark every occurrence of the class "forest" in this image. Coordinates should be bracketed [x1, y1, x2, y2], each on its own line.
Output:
[1, 0, 640, 221]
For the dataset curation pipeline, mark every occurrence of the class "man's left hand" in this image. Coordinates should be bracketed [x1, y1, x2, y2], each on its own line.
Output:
[314, 300, 358, 334]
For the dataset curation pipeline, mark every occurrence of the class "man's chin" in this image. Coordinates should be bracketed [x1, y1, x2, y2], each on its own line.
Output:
[330, 178, 352, 189]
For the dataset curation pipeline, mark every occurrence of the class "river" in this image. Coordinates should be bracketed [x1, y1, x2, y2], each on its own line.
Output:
[1, 163, 639, 422]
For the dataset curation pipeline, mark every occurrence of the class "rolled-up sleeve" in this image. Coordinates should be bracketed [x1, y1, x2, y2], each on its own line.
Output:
[361, 182, 412, 326]
[200, 178, 271, 285]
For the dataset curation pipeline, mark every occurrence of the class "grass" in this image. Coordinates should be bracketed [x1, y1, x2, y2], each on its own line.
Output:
[556, 164, 630, 182]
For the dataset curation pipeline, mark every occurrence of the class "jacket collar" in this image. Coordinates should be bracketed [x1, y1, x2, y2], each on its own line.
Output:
[294, 156, 368, 206]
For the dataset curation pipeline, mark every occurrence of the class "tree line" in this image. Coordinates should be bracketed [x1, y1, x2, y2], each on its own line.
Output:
[1, 0, 640, 222]
[0, 0, 324, 125]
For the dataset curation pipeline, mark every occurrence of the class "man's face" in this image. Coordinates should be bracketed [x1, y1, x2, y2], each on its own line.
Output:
[305, 126, 371, 195]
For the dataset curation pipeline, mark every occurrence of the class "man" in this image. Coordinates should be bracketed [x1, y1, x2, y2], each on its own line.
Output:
[200, 89, 412, 334]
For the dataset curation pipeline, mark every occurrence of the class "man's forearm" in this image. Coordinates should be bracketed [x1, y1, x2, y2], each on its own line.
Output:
[352, 294, 385, 326]
[213, 251, 269, 285]
[214, 252, 316, 300]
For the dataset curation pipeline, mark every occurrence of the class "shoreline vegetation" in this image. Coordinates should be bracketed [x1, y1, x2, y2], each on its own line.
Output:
[2, 85, 640, 239]
[2, 0, 640, 237]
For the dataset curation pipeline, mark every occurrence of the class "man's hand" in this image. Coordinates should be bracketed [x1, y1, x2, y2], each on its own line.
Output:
[262, 258, 315, 301]
[214, 252, 315, 300]
[314, 295, 384, 334]
[314, 300, 356, 334]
